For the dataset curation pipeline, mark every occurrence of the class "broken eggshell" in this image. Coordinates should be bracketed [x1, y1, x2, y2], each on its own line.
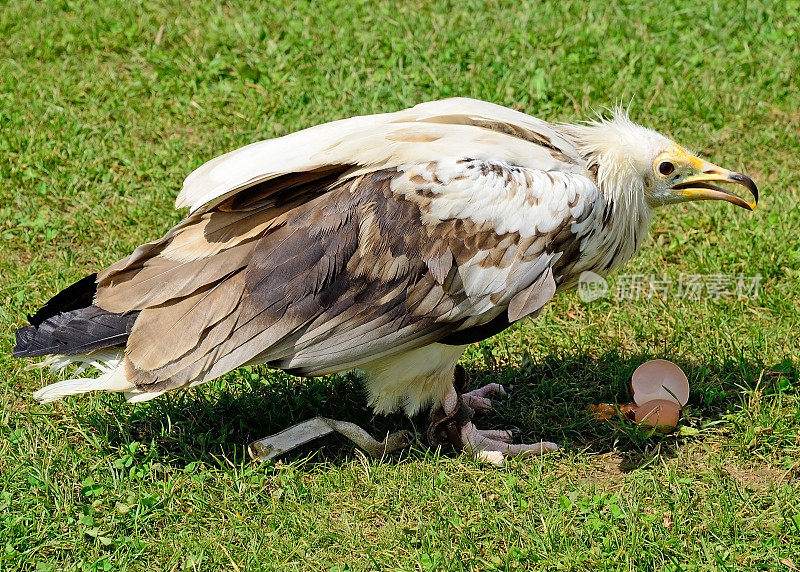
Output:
[630, 359, 689, 407]
[634, 399, 682, 433]
[589, 360, 690, 434]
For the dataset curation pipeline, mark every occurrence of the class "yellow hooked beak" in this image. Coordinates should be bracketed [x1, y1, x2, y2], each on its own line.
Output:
[672, 162, 759, 211]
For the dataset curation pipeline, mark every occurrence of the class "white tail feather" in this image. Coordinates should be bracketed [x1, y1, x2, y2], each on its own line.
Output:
[31, 349, 124, 375]
[31, 350, 137, 403]
[124, 389, 165, 403]
[32, 366, 134, 403]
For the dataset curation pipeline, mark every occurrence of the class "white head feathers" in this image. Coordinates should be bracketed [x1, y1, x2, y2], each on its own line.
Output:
[560, 108, 671, 215]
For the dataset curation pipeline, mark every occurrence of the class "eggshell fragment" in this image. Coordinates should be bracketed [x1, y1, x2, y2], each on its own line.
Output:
[631, 360, 689, 407]
[634, 399, 681, 433]
[588, 403, 637, 421]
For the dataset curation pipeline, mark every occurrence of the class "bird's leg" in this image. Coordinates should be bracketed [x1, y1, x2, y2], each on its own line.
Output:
[427, 368, 559, 466]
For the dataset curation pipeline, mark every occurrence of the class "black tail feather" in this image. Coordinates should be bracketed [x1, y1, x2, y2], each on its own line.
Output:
[28, 273, 98, 327]
[13, 273, 139, 358]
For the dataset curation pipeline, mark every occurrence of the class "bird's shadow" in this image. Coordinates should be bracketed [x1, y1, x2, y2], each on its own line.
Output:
[79, 350, 788, 471]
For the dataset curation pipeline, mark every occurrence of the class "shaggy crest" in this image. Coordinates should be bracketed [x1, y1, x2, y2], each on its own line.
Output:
[561, 107, 669, 216]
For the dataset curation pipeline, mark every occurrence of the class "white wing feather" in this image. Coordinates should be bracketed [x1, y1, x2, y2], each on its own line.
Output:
[178, 98, 586, 214]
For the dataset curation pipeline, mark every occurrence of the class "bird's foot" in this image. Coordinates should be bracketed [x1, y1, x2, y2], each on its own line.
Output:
[460, 422, 559, 466]
[462, 382, 513, 412]
[427, 381, 558, 466]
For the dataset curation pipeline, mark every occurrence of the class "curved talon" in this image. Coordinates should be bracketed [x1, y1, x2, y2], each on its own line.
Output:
[427, 382, 559, 464]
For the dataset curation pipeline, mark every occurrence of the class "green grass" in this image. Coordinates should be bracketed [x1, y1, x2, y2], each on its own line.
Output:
[2, 0, 799, 569]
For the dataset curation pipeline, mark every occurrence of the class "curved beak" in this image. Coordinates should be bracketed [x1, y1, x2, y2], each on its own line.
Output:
[671, 163, 758, 211]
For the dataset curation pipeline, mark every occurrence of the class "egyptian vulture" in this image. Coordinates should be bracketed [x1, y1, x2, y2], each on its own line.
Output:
[14, 98, 757, 462]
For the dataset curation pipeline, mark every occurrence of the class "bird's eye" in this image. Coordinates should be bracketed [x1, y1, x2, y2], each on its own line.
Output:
[658, 161, 675, 176]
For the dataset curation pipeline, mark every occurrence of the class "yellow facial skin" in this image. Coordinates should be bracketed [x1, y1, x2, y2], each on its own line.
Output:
[652, 145, 758, 210]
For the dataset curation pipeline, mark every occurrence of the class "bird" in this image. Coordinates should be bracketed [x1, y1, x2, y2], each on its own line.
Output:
[13, 98, 758, 462]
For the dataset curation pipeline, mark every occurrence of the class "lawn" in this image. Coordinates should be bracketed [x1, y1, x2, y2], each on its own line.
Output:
[1, 0, 799, 569]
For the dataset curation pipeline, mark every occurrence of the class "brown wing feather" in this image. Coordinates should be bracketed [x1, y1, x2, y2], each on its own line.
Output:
[95, 167, 352, 313]
[125, 268, 246, 372]
[123, 170, 448, 389]
[103, 163, 575, 394]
